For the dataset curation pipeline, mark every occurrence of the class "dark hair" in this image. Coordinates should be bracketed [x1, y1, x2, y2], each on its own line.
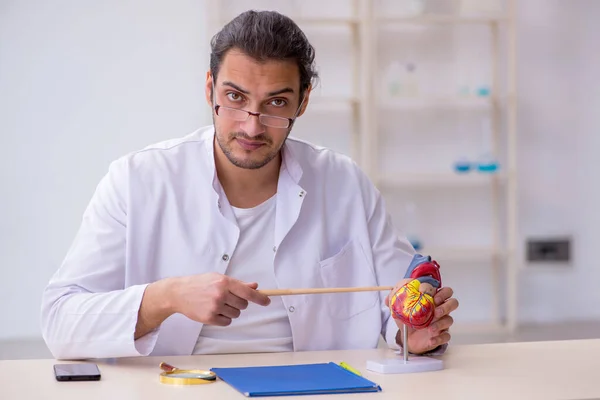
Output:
[210, 10, 318, 100]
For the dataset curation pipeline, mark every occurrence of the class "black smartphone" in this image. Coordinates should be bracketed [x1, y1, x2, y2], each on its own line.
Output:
[53, 363, 101, 381]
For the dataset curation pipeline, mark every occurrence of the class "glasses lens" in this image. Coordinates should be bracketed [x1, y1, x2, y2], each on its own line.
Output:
[218, 107, 248, 121]
[260, 115, 290, 128]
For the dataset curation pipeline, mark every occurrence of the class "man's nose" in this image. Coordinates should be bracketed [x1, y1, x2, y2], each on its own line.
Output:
[239, 112, 266, 138]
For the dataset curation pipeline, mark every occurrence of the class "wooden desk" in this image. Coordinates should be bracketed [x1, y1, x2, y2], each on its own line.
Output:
[1, 339, 598, 400]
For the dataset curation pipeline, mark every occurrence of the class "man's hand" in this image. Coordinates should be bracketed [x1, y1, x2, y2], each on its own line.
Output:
[134, 272, 271, 339]
[172, 272, 271, 325]
[385, 285, 459, 355]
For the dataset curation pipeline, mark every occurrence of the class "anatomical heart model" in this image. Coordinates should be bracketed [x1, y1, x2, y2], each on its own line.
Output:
[389, 254, 442, 329]
[367, 254, 444, 374]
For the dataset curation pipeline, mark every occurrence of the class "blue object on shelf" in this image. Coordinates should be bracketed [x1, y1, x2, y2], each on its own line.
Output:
[476, 86, 491, 97]
[477, 162, 499, 173]
[453, 160, 472, 173]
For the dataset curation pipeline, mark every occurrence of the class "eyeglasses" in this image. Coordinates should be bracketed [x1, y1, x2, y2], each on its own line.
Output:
[214, 105, 295, 129]
[211, 80, 305, 129]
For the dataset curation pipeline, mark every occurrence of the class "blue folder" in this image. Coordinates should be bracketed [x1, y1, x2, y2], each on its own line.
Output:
[211, 362, 382, 397]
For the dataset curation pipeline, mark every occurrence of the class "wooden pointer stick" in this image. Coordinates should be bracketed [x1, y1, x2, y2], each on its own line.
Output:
[258, 286, 395, 296]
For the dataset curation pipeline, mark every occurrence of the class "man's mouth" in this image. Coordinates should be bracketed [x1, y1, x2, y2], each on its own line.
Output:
[236, 138, 266, 151]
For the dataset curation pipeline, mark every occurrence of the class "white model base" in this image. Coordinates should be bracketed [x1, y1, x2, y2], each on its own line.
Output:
[366, 357, 443, 374]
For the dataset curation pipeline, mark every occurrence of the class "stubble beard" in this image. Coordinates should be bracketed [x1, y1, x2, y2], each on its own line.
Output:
[214, 121, 291, 170]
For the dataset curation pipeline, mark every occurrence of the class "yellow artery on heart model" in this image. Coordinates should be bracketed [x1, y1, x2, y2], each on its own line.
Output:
[389, 279, 436, 329]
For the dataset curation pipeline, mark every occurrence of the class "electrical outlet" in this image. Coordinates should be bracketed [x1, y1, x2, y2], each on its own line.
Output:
[526, 237, 571, 262]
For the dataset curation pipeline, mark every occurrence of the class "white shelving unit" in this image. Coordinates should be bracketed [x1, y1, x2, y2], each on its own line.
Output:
[368, 0, 519, 334]
[206, 0, 519, 334]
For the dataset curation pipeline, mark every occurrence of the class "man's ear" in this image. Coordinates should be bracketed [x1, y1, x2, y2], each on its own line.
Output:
[205, 71, 213, 107]
[296, 84, 312, 117]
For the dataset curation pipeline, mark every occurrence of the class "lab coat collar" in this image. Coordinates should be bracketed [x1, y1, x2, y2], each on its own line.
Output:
[280, 139, 303, 184]
[199, 127, 220, 195]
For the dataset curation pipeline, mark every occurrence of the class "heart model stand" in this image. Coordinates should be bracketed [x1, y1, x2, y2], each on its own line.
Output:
[366, 254, 444, 374]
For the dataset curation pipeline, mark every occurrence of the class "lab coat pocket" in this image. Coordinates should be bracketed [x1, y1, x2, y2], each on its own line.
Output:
[319, 239, 378, 320]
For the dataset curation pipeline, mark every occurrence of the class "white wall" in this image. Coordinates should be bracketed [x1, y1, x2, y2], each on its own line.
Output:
[1, 0, 599, 341]
[516, 0, 600, 322]
[0, 0, 210, 340]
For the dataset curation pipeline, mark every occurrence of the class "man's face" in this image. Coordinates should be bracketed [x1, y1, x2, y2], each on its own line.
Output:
[205, 49, 309, 170]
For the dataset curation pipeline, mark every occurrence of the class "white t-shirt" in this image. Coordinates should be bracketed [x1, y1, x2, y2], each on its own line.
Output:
[192, 194, 293, 354]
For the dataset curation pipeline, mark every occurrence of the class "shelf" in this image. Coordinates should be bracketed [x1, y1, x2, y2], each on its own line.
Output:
[379, 96, 494, 110]
[309, 95, 359, 105]
[293, 17, 360, 26]
[416, 246, 505, 263]
[377, 14, 507, 25]
[378, 172, 504, 188]
[305, 95, 359, 113]
[219, 17, 360, 27]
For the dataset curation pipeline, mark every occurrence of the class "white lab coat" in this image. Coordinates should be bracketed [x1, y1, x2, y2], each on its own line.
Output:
[40, 125, 415, 360]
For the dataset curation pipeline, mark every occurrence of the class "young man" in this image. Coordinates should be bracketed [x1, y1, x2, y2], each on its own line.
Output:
[41, 10, 458, 360]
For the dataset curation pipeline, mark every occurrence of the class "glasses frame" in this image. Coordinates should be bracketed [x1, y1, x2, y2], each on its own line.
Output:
[211, 80, 306, 129]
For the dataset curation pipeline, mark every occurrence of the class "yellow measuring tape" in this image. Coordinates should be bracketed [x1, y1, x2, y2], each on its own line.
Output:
[159, 362, 217, 385]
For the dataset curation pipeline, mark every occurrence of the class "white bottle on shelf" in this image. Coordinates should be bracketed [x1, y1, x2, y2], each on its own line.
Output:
[454, 65, 471, 97]
[459, 0, 502, 16]
[384, 61, 403, 99]
[403, 62, 419, 97]
[476, 116, 499, 173]
[408, 0, 427, 16]
[396, 0, 427, 17]
[453, 112, 473, 173]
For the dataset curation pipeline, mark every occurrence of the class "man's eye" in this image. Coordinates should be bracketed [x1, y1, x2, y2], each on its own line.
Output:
[270, 99, 287, 107]
[227, 92, 242, 101]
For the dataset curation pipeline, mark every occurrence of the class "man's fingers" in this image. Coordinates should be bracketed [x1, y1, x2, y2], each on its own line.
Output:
[229, 280, 271, 306]
[434, 287, 454, 305]
[429, 330, 451, 348]
[429, 315, 453, 334]
[434, 297, 459, 319]
[219, 304, 242, 319]
[209, 315, 232, 327]
[225, 292, 249, 311]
